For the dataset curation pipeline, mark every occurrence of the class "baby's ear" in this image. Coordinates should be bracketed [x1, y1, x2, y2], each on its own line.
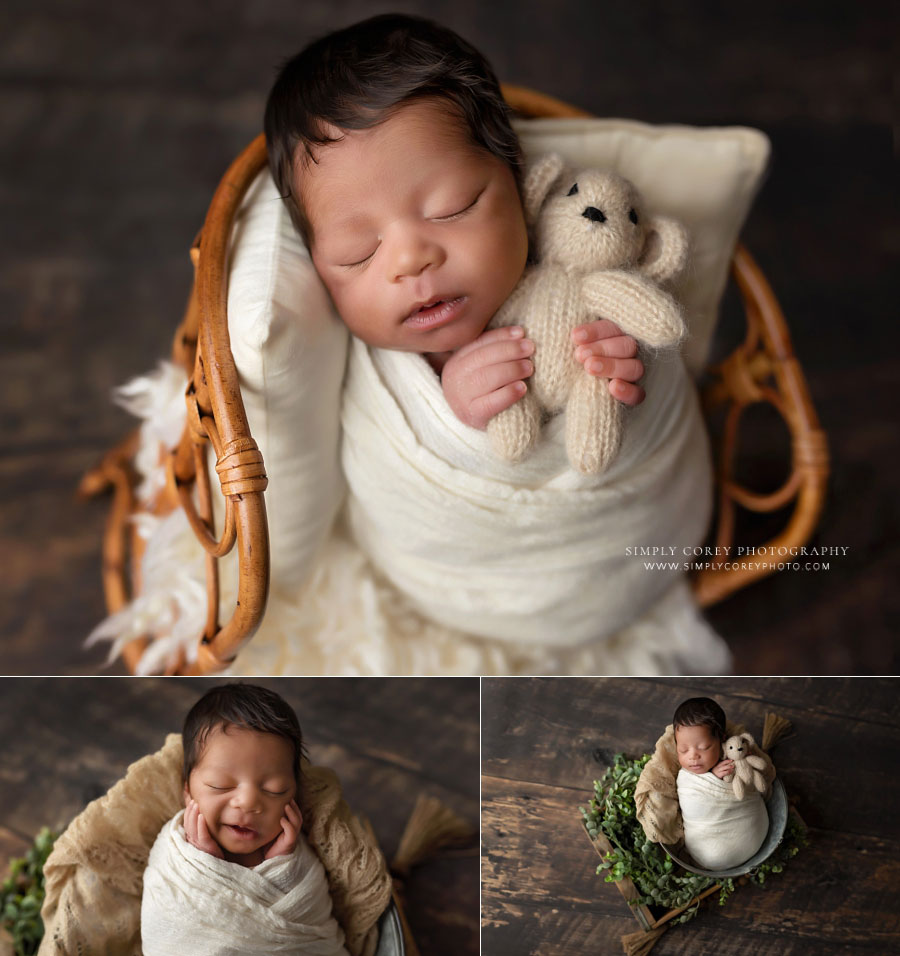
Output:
[523, 153, 566, 228]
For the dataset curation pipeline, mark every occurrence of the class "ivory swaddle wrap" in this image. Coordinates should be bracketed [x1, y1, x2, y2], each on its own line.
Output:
[676, 769, 769, 870]
[341, 335, 715, 647]
[141, 811, 349, 956]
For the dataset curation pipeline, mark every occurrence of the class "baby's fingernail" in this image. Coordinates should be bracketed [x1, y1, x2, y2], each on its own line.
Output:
[509, 326, 524, 338]
[588, 359, 607, 375]
[521, 339, 534, 355]
[573, 328, 588, 343]
[575, 346, 588, 361]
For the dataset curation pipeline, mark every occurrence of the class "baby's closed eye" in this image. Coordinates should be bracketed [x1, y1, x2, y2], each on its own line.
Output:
[430, 188, 484, 222]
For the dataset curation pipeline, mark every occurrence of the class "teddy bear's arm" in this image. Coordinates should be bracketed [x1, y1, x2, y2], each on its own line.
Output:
[580, 271, 686, 348]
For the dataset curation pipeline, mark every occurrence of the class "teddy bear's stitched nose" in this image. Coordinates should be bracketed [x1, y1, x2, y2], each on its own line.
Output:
[582, 206, 606, 223]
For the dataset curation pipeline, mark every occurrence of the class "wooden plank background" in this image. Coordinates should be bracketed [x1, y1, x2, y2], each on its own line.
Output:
[0, 1, 896, 676]
[481, 677, 900, 955]
[0, 676, 480, 956]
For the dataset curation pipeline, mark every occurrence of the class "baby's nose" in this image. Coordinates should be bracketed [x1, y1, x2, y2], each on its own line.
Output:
[582, 206, 607, 224]
[389, 234, 445, 281]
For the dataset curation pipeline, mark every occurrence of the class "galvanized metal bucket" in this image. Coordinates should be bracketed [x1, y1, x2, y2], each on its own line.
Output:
[373, 900, 405, 956]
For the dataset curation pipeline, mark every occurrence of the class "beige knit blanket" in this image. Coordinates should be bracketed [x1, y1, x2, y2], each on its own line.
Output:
[634, 722, 776, 844]
[38, 734, 391, 956]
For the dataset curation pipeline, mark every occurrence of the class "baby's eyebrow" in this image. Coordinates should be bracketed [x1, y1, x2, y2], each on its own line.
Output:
[321, 209, 376, 237]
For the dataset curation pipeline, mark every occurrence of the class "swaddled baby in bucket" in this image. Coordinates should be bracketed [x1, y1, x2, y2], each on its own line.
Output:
[141, 683, 349, 955]
[635, 696, 776, 872]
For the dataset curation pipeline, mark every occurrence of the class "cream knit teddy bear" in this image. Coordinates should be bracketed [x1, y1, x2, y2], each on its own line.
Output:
[487, 153, 689, 473]
[722, 733, 769, 799]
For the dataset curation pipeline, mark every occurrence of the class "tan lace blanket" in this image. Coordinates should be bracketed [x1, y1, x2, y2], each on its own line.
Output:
[37, 734, 391, 956]
[634, 722, 776, 844]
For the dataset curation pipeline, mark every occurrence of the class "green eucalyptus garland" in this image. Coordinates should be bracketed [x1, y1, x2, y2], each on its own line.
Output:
[1, 829, 57, 956]
[579, 753, 806, 926]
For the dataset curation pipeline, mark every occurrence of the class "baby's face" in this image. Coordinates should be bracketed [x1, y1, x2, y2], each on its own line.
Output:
[184, 725, 296, 865]
[675, 724, 721, 774]
[299, 97, 529, 354]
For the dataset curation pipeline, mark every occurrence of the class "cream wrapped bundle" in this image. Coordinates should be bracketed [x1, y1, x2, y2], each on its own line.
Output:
[676, 769, 769, 870]
[141, 811, 349, 956]
[341, 331, 718, 653]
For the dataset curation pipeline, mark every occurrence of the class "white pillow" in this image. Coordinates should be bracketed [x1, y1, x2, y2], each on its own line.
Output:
[227, 172, 348, 595]
[226, 118, 769, 594]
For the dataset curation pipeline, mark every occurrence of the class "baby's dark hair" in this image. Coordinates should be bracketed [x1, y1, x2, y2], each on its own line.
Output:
[182, 683, 306, 790]
[672, 697, 727, 743]
[264, 13, 523, 245]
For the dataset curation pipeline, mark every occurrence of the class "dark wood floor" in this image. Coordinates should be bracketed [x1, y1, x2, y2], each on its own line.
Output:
[0, 677, 479, 956]
[1, 2, 896, 674]
[482, 677, 900, 955]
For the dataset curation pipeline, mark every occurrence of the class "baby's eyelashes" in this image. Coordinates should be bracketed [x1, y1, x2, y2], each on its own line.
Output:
[340, 247, 378, 269]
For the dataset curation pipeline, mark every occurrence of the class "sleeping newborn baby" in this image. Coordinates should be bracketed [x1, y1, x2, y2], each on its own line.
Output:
[673, 697, 770, 870]
[141, 683, 349, 956]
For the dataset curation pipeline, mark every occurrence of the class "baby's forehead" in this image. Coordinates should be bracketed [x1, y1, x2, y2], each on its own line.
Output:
[195, 723, 292, 763]
[296, 99, 489, 232]
[675, 723, 716, 739]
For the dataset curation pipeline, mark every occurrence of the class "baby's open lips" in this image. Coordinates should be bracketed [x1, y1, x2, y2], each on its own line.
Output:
[402, 295, 468, 329]
[224, 823, 259, 839]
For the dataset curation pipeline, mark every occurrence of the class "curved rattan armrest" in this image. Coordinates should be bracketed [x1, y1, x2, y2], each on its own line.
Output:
[167, 134, 270, 673]
[692, 245, 829, 604]
[84, 84, 827, 674]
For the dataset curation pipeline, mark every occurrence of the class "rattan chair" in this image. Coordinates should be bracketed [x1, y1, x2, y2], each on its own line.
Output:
[82, 85, 828, 675]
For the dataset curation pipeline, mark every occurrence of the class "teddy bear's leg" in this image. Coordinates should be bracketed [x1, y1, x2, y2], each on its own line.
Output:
[565, 371, 622, 474]
[733, 776, 746, 800]
[752, 769, 767, 792]
[487, 390, 542, 462]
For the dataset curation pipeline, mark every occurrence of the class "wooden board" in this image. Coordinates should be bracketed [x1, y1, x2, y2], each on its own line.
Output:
[481, 677, 900, 955]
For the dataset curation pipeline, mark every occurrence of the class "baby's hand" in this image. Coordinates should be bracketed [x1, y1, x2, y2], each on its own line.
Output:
[264, 799, 303, 860]
[712, 759, 735, 780]
[183, 798, 224, 858]
[572, 320, 645, 407]
[441, 326, 534, 429]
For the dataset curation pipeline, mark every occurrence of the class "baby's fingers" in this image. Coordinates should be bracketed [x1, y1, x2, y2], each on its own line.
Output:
[183, 800, 196, 839]
[608, 379, 645, 407]
[572, 319, 629, 344]
[457, 337, 534, 378]
[284, 799, 303, 832]
[468, 357, 534, 398]
[468, 381, 527, 430]
[574, 335, 638, 361]
[582, 356, 644, 383]
[452, 325, 525, 361]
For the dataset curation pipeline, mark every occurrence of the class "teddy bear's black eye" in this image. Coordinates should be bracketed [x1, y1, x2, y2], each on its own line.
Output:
[629, 208, 638, 225]
[567, 183, 578, 196]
